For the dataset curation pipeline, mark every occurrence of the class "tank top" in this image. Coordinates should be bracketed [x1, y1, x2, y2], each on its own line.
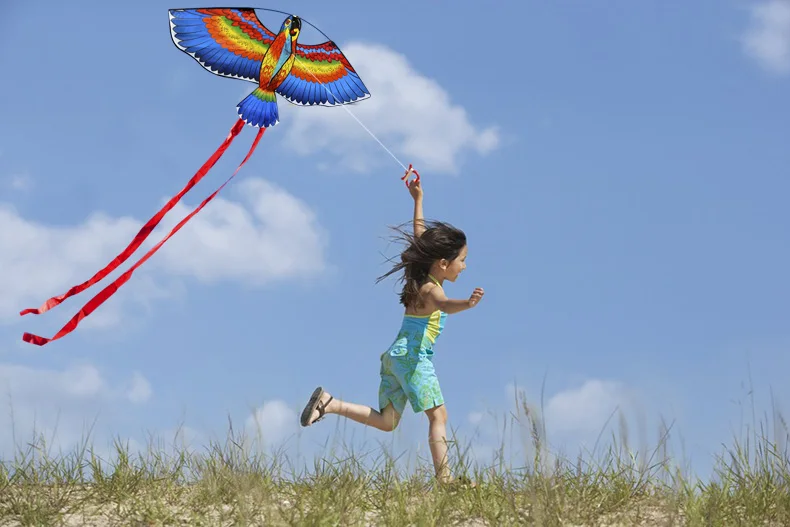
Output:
[386, 274, 447, 357]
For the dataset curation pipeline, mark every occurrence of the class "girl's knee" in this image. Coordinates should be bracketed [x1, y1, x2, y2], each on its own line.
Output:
[384, 415, 400, 432]
[426, 404, 447, 424]
[382, 405, 401, 431]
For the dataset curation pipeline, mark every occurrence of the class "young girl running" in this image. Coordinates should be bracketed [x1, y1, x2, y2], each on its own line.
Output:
[299, 175, 484, 485]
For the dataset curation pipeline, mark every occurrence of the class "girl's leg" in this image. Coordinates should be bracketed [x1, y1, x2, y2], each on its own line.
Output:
[425, 404, 451, 483]
[307, 390, 401, 432]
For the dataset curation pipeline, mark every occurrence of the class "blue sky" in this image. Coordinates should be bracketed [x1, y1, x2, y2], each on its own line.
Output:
[1, 0, 789, 480]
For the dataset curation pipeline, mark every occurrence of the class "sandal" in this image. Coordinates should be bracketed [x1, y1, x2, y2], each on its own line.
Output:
[300, 386, 334, 427]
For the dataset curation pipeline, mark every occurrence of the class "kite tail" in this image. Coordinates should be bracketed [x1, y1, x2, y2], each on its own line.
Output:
[237, 88, 279, 128]
[22, 127, 267, 346]
[19, 118, 247, 317]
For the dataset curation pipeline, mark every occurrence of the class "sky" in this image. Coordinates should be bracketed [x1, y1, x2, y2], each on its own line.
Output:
[0, 0, 789, 481]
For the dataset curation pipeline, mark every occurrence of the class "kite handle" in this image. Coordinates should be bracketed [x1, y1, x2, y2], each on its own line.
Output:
[401, 163, 421, 188]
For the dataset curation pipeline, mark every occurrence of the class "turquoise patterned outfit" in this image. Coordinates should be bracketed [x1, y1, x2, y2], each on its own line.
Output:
[379, 275, 447, 414]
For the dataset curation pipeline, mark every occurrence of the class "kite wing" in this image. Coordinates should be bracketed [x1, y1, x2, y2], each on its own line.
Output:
[276, 40, 370, 106]
[169, 8, 276, 83]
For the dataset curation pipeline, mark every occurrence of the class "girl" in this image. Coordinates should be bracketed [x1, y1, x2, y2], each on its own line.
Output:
[299, 175, 485, 485]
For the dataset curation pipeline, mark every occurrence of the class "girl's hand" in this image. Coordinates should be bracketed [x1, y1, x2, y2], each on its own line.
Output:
[468, 287, 485, 307]
[407, 176, 423, 201]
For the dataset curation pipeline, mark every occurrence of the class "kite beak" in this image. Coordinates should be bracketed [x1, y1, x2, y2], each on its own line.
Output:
[290, 17, 301, 37]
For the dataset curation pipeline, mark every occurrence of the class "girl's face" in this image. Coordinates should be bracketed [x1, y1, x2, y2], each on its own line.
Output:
[442, 244, 468, 282]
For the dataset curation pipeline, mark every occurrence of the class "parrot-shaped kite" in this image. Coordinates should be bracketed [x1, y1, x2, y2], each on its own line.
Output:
[169, 8, 370, 126]
[19, 8, 371, 346]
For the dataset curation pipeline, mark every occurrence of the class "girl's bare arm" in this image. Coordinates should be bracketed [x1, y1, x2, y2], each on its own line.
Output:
[425, 284, 485, 315]
[408, 177, 426, 237]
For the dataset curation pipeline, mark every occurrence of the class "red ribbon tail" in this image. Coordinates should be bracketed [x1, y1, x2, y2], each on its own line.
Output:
[22, 127, 266, 346]
[20, 118, 247, 317]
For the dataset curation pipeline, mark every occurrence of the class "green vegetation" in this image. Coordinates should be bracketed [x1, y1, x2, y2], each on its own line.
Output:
[1, 390, 788, 526]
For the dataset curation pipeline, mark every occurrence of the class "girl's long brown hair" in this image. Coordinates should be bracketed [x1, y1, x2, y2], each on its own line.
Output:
[376, 220, 467, 308]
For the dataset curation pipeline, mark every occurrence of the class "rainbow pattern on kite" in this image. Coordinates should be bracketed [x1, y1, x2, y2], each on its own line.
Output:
[170, 8, 370, 125]
[19, 8, 370, 346]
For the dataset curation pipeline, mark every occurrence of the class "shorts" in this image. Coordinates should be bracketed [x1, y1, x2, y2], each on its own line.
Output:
[378, 349, 444, 414]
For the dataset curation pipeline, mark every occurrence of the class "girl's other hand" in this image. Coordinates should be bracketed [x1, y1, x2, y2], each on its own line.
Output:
[468, 287, 485, 307]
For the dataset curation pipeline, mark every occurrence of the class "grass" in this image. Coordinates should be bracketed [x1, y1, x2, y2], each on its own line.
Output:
[1, 389, 789, 526]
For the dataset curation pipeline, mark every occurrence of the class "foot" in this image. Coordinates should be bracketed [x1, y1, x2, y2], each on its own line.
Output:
[310, 390, 335, 423]
[439, 476, 477, 490]
[300, 386, 336, 427]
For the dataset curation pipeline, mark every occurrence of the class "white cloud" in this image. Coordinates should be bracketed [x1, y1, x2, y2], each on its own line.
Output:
[154, 178, 327, 285]
[7, 173, 32, 191]
[470, 380, 644, 462]
[126, 372, 152, 404]
[281, 42, 500, 174]
[0, 204, 141, 323]
[245, 399, 298, 447]
[0, 361, 153, 455]
[167, 425, 204, 450]
[544, 379, 634, 437]
[468, 411, 484, 426]
[0, 363, 106, 401]
[742, 0, 790, 74]
[137, 425, 205, 457]
[0, 177, 327, 329]
[0, 363, 150, 405]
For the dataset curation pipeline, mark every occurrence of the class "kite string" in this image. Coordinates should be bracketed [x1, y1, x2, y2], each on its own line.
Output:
[253, 9, 412, 175]
[304, 69, 409, 173]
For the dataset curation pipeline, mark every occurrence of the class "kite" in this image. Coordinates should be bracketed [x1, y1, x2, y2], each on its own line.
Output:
[19, 8, 373, 346]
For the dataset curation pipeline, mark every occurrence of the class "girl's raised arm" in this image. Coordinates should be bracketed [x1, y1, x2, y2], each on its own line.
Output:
[408, 177, 425, 238]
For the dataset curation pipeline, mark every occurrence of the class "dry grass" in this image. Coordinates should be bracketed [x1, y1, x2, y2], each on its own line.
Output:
[1, 390, 789, 526]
